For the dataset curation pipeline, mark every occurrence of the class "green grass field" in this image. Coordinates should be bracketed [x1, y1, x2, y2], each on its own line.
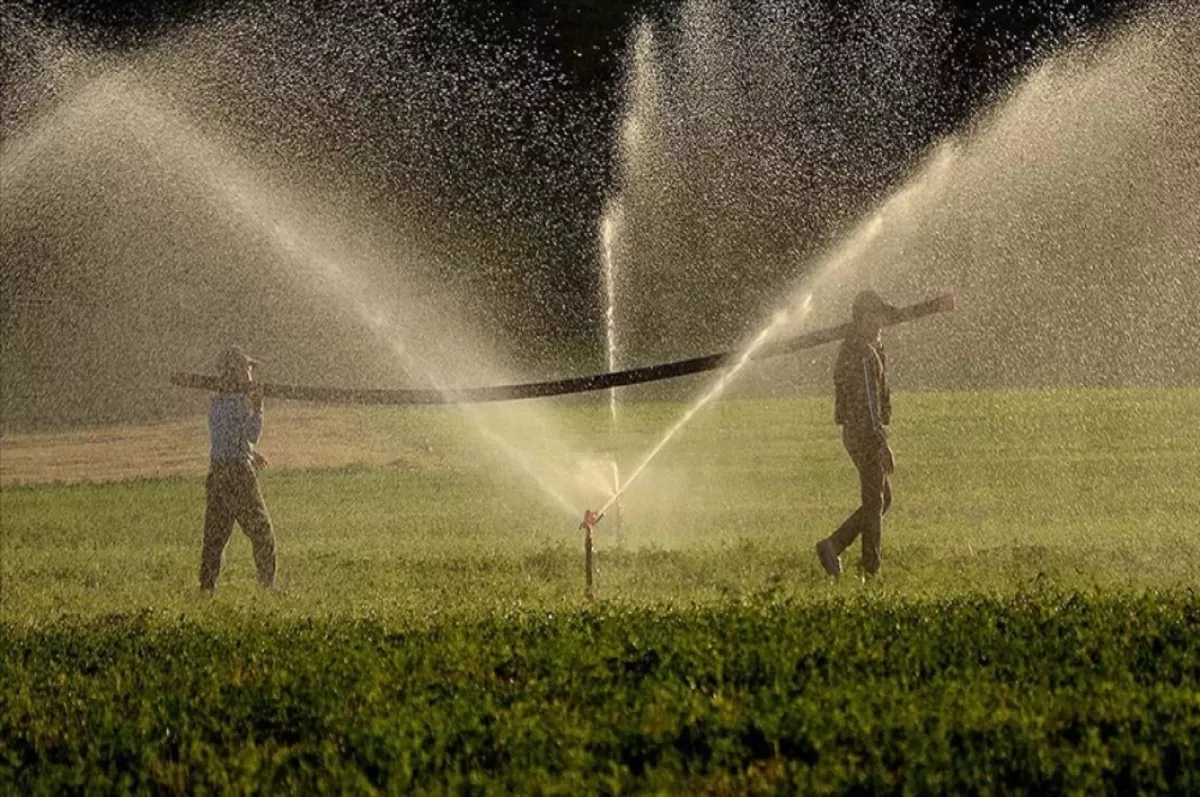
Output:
[3, 388, 1199, 792]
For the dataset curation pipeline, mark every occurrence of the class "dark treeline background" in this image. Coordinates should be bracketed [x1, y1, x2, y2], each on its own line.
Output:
[24, 0, 1154, 110]
[0, 0, 1171, 428]
[6, 0, 1156, 315]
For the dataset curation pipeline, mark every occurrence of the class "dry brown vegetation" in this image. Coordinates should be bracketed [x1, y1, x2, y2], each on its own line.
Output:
[0, 406, 408, 486]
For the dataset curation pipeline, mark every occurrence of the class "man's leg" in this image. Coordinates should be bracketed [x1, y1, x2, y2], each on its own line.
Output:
[857, 449, 887, 576]
[827, 434, 886, 574]
[232, 465, 277, 589]
[822, 433, 867, 576]
[200, 470, 236, 591]
[829, 506, 866, 555]
[829, 430, 875, 551]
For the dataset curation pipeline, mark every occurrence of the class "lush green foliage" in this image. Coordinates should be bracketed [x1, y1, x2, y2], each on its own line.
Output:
[4, 593, 1199, 794]
[3, 388, 1199, 791]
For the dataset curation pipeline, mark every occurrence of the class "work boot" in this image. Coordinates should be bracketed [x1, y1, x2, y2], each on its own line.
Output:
[816, 539, 842, 577]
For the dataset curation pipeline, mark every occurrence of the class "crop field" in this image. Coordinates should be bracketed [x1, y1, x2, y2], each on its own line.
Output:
[3, 387, 1199, 792]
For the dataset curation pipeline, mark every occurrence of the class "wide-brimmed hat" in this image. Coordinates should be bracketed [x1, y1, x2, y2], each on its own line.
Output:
[218, 345, 263, 374]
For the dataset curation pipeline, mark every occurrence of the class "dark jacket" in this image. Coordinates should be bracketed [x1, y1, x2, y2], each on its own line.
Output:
[834, 336, 890, 434]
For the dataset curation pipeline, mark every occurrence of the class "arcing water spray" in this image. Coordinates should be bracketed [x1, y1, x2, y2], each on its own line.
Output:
[576, 292, 955, 538]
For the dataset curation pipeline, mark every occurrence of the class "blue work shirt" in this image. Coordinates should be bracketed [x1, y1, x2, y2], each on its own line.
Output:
[209, 393, 263, 463]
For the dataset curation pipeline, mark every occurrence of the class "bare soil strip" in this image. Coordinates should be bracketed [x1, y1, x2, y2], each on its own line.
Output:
[0, 407, 404, 486]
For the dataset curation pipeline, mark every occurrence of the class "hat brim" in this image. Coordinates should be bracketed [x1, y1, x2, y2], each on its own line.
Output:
[219, 349, 265, 372]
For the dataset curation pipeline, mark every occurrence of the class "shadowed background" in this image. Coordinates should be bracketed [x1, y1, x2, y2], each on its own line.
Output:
[2, 0, 1195, 430]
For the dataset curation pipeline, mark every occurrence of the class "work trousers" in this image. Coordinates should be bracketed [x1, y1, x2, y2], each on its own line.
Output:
[829, 426, 893, 575]
[200, 461, 276, 590]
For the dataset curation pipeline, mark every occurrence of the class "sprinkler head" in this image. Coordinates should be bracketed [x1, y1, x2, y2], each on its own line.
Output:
[579, 509, 604, 532]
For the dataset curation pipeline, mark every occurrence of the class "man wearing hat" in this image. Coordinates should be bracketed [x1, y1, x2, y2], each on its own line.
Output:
[816, 291, 897, 579]
[199, 346, 276, 592]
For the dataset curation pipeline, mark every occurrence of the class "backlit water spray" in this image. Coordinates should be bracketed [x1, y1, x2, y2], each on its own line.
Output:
[596, 145, 956, 517]
[587, 19, 665, 539]
[8, 66, 585, 517]
[599, 299, 807, 517]
[598, 200, 625, 529]
[600, 201, 622, 431]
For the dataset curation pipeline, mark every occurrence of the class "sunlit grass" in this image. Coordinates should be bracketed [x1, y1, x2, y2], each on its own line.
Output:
[3, 387, 1199, 791]
[3, 387, 1197, 621]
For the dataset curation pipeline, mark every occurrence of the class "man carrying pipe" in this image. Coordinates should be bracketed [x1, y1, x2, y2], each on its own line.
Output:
[168, 295, 954, 405]
[199, 346, 278, 593]
[816, 291, 900, 580]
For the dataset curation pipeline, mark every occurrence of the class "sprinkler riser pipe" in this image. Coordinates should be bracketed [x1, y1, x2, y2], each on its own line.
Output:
[584, 525, 594, 600]
[579, 509, 603, 599]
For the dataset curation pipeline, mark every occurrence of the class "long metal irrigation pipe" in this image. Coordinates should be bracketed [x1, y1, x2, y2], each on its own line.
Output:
[170, 294, 954, 403]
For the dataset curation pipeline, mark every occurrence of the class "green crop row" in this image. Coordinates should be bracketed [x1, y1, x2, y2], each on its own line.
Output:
[4, 590, 1198, 794]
